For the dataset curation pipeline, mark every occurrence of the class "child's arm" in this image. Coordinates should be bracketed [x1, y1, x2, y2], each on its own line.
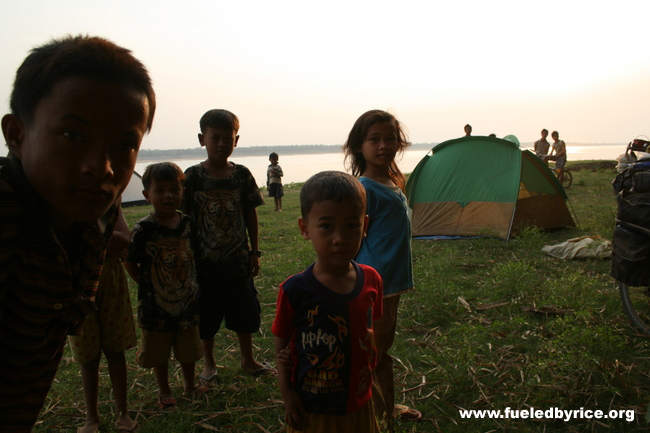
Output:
[106, 206, 131, 261]
[122, 261, 139, 283]
[245, 208, 261, 277]
[274, 336, 307, 430]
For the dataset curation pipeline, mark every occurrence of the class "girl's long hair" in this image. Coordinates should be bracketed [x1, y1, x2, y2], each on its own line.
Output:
[343, 110, 411, 192]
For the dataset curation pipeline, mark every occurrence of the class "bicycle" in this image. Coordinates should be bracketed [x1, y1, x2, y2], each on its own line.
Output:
[619, 281, 650, 335]
[547, 159, 573, 188]
[611, 138, 650, 335]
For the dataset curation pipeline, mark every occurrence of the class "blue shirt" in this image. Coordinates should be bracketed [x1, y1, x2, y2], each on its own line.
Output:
[356, 177, 413, 297]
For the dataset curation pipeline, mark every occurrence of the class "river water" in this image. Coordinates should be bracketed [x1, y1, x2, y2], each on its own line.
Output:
[135, 143, 628, 187]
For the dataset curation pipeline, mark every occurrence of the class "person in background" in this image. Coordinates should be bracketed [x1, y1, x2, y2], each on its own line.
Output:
[182, 109, 274, 386]
[273, 171, 383, 433]
[343, 110, 421, 429]
[267, 152, 284, 211]
[464, 124, 472, 136]
[69, 201, 138, 433]
[534, 129, 550, 159]
[0, 35, 154, 432]
[124, 162, 205, 410]
[548, 130, 568, 179]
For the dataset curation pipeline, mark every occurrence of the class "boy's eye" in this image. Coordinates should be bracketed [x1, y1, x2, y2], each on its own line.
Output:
[117, 142, 138, 152]
[62, 130, 82, 141]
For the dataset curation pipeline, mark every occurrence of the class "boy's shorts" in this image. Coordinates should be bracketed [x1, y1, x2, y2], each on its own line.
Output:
[198, 272, 261, 339]
[268, 183, 284, 198]
[555, 156, 567, 170]
[286, 400, 379, 433]
[136, 326, 202, 368]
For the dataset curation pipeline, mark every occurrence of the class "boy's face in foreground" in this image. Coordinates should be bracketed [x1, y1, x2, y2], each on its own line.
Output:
[199, 126, 238, 164]
[299, 198, 368, 272]
[144, 178, 183, 218]
[2, 76, 149, 225]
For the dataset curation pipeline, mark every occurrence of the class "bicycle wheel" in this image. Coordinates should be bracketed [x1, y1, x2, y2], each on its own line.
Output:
[619, 282, 650, 335]
[560, 171, 573, 188]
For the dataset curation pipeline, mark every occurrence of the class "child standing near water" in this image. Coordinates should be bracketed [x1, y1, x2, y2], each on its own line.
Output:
[267, 152, 284, 211]
[343, 110, 420, 428]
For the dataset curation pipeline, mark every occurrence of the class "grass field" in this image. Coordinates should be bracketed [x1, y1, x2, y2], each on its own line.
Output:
[34, 162, 650, 432]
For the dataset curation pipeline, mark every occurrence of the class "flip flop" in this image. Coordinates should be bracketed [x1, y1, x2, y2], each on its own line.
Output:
[157, 395, 177, 410]
[248, 361, 277, 377]
[198, 372, 217, 386]
[116, 420, 138, 432]
[395, 404, 422, 421]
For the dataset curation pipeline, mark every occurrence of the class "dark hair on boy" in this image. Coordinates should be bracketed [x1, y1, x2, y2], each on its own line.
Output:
[269, 152, 278, 159]
[300, 171, 366, 219]
[199, 109, 239, 134]
[542, 129, 548, 135]
[9, 34, 156, 130]
[142, 162, 185, 190]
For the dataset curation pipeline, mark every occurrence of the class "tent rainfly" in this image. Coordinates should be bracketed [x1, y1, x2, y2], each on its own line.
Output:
[405, 136, 575, 240]
[121, 171, 147, 207]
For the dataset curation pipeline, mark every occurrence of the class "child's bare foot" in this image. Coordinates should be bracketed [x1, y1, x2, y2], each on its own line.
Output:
[182, 384, 209, 398]
[116, 414, 138, 432]
[77, 420, 100, 433]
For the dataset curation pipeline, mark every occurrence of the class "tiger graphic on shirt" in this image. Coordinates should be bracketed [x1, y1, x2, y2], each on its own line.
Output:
[194, 189, 244, 263]
[145, 237, 197, 318]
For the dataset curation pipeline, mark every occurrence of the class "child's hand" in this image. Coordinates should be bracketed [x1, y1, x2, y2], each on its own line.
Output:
[276, 346, 292, 369]
[249, 254, 260, 277]
[283, 388, 308, 430]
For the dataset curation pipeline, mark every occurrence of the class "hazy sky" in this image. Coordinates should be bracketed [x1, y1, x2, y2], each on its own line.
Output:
[1, 0, 649, 150]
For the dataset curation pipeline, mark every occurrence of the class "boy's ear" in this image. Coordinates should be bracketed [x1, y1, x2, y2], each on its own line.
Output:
[142, 189, 151, 202]
[1, 114, 25, 158]
[234, 135, 240, 148]
[298, 217, 310, 240]
[197, 133, 205, 147]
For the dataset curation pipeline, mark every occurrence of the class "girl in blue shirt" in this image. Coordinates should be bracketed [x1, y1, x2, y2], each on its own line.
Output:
[343, 110, 420, 427]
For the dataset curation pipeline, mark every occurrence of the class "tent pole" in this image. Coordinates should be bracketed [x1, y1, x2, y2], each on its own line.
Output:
[506, 205, 516, 241]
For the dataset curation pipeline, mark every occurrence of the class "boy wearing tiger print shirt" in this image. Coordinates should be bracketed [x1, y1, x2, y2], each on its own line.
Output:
[124, 162, 205, 409]
[182, 109, 272, 383]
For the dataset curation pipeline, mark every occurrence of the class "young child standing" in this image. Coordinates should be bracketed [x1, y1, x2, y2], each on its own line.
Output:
[343, 110, 420, 427]
[69, 201, 138, 433]
[272, 171, 383, 433]
[124, 162, 205, 409]
[0, 35, 155, 432]
[182, 109, 272, 383]
[267, 152, 284, 211]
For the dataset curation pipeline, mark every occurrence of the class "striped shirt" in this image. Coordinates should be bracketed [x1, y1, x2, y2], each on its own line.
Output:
[0, 154, 116, 432]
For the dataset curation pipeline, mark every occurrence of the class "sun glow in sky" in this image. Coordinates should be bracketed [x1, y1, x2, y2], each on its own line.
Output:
[1, 0, 649, 149]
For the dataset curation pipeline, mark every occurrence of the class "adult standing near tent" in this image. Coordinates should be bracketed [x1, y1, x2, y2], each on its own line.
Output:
[534, 129, 550, 159]
[343, 110, 421, 429]
[464, 124, 472, 136]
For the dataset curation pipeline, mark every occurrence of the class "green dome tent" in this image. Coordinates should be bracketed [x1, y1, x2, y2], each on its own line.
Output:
[405, 136, 575, 240]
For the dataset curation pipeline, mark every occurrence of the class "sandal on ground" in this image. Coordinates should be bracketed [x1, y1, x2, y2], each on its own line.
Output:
[116, 420, 138, 432]
[395, 404, 422, 421]
[246, 361, 277, 377]
[182, 385, 209, 398]
[198, 372, 217, 386]
[157, 395, 177, 410]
